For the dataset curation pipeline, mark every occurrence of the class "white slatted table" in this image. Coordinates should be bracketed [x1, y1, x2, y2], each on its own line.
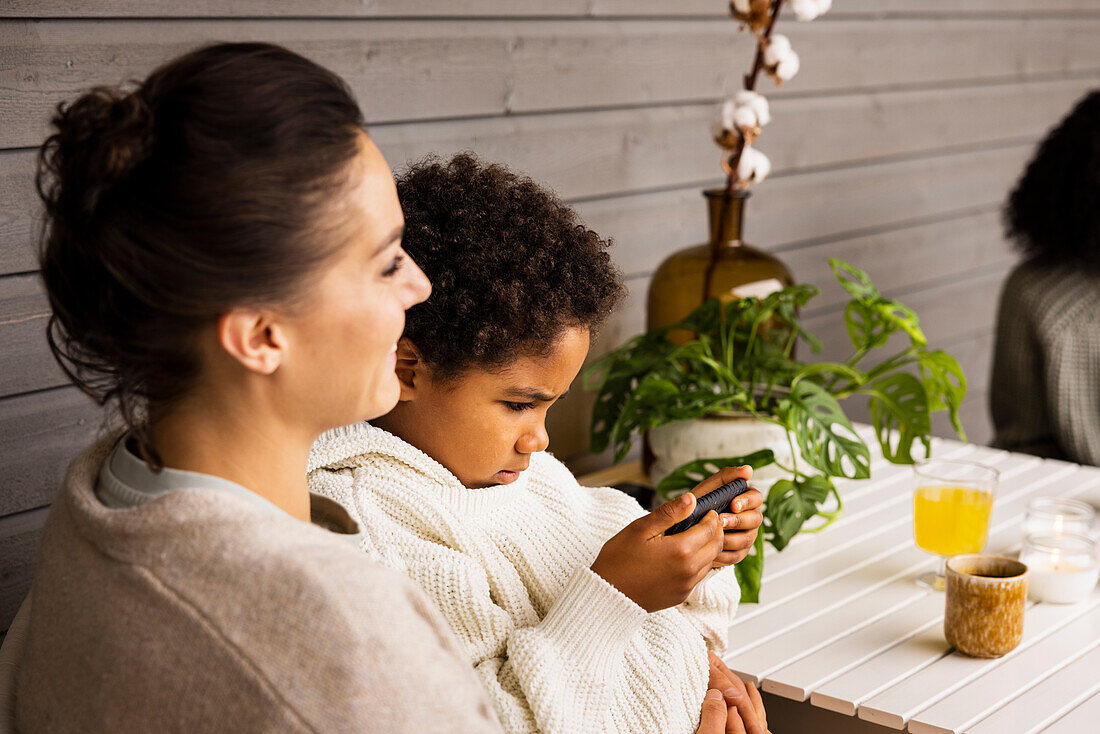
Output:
[722, 426, 1100, 733]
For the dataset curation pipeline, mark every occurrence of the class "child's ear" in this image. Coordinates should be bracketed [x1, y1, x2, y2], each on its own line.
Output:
[394, 337, 422, 401]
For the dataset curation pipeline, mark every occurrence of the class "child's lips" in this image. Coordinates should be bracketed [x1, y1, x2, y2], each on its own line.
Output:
[496, 465, 528, 484]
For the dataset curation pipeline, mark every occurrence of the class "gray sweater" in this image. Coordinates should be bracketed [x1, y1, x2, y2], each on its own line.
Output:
[990, 260, 1100, 466]
[15, 432, 503, 733]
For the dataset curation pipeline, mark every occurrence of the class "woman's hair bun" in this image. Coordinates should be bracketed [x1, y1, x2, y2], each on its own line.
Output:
[37, 86, 154, 222]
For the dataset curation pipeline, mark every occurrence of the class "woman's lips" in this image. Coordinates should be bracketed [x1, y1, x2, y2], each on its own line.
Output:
[496, 470, 521, 485]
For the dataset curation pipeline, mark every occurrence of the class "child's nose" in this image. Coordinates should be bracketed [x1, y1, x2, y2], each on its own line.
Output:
[516, 422, 549, 454]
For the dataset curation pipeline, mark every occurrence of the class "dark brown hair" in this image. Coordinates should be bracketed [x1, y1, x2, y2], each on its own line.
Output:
[1005, 89, 1100, 270]
[396, 153, 624, 380]
[37, 42, 366, 463]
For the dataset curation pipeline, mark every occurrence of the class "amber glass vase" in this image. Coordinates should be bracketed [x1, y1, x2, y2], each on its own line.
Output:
[647, 189, 794, 332]
[641, 189, 794, 474]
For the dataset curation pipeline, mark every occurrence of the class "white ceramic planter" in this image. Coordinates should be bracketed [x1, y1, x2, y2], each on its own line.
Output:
[647, 413, 794, 490]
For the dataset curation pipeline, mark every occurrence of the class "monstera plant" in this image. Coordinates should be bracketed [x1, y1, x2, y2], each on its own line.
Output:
[585, 260, 967, 601]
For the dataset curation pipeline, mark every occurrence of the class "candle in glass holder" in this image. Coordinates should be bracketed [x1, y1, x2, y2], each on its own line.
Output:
[1021, 497, 1094, 540]
[1018, 535, 1099, 604]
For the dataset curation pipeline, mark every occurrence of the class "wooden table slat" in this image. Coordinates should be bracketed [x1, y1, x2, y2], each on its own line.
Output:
[719, 440, 1100, 730]
[856, 594, 1100, 729]
[726, 451, 1056, 668]
[907, 602, 1100, 734]
[763, 592, 944, 702]
[1036, 688, 1100, 734]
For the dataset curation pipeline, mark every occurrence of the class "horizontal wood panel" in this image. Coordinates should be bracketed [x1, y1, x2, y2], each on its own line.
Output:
[5, 76, 1086, 277]
[6, 76, 1088, 277]
[3, 19, 1100, 149]
[784, 209, 1014, 314]
[0, 149, 38, 274]
[0, 507, 47, 634]
[0, 387, 105, 517]
[376, 75, 1091, 201]
[3, 1, 1096, 18]
[582, 142, 1032, 278]
[0, 141, 1032, 398]
[0, 273, 55, 395]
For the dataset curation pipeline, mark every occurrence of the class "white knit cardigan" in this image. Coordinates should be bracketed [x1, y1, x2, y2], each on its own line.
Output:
[308, 422, 742, 734]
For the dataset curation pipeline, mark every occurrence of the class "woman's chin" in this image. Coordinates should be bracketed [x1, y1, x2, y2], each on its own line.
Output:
[359, 374, 402, 423]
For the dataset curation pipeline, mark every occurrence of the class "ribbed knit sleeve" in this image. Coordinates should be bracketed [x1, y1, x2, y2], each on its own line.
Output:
[484, 567, 647, 732]
[678, 567, 741, 654]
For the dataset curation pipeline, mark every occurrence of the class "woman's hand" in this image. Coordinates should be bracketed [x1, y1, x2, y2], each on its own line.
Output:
[708, 651, 769, 734]
[697, 689, 743, 734]
[712, 467, 763, 568]
[590, 469, 757, 612]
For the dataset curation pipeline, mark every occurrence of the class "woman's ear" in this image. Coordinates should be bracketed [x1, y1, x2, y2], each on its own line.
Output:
[217, 309, 284, 375]
[394, 336, 423, 401]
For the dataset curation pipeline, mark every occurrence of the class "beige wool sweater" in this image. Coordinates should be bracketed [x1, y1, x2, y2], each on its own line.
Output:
[15, 432, 502, 733]
[308, 422, 742, 734]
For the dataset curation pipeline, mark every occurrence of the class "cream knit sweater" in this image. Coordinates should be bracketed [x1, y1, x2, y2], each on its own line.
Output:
[308, 422, 742, 734]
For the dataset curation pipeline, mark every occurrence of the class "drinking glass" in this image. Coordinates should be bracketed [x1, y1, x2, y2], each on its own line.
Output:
[913, 459, 999, 590]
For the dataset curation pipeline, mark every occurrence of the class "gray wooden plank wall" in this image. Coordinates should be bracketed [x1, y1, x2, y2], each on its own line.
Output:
[1, 1, 1099, 633]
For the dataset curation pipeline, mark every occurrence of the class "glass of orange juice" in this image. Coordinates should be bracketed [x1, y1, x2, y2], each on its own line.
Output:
[913, 459, 998, 590]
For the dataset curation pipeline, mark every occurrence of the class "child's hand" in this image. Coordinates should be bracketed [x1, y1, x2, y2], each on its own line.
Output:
[590, 467, 748, 612]
[712, 470, 763, 568]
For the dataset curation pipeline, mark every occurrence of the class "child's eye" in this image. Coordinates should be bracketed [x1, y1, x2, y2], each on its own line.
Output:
[504, 401, 537, 412]
[381, 255, 404, 277]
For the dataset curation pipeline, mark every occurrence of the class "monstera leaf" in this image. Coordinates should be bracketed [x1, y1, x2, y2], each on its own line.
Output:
[765, 474, 836, 551]
[919, 349, 968, 439]
[829, 259, 881, 302]
[866, 373, 931, 464]
[781, 380, 871, 479]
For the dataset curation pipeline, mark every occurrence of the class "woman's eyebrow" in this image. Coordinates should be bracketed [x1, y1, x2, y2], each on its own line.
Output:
[504, 387, 570, 402]
[373, 225, 405, 256]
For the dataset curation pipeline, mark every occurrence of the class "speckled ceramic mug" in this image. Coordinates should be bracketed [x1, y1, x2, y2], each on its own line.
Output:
[944, 555, 1029, 658]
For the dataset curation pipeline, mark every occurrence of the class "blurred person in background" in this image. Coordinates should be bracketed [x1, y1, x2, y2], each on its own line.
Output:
[991, 90, 1100, 466]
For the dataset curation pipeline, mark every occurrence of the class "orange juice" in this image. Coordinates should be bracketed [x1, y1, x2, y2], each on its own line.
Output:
[913, 485, 994, 556]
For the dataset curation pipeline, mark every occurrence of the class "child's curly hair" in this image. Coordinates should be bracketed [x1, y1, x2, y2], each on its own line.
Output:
[396, 153, 625, 380]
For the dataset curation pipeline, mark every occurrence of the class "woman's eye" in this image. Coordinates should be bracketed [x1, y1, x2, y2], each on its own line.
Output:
[381, 255, 404, 277]
[504, 401, 537, 412]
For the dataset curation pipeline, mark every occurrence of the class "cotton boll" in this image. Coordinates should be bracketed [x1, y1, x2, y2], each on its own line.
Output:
[735, 145, 772, 184]
[733, 105, 758, 130]
[736, 146, 757, 182]
[792, 0, 825, 21]
[731, 0, 752, 14]
[734, 90, 770, 127]
[752, 148, 772, 181]
[775, 50, 800, 81]
[763, 34, 792, 66]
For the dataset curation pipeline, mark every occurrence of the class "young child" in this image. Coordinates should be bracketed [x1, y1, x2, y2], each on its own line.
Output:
[308, 154, 765, 734]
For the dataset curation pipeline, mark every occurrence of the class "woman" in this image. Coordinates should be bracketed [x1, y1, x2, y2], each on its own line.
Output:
[7, 42, 745, 734]
[11, 42, 501, 733]
[991, 90, 1100, 466]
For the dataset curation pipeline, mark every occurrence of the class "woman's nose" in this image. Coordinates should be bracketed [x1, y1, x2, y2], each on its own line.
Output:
[403, 256, 432, 306]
